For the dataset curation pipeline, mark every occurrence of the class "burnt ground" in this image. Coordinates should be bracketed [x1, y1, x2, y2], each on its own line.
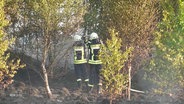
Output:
[0, 53, 184, 104]
[0, 68, 183, 104]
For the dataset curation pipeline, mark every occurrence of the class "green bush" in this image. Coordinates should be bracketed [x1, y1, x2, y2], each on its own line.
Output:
[0, 0, 25, 88]
[99, 29, 132, 99]
[144, 0, 184, 95]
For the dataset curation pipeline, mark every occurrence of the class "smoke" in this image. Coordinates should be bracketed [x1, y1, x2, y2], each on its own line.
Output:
[132, 68, 183, 104]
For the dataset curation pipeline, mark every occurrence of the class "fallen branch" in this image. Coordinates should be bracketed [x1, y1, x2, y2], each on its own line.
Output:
[130, 88, 145, 94]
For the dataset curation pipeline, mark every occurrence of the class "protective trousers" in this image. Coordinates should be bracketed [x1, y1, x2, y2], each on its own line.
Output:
[74, 63, 89, 89]
[88, 64, 102, 93]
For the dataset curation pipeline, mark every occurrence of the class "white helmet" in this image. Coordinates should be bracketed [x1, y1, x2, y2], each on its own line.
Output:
[90, 32, 99, 40]
[73, 34, 82, 41]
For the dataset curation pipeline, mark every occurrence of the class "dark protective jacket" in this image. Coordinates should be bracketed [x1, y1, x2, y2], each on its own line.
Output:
[74, 41, 87, 64]
[88, 39, 102, 64]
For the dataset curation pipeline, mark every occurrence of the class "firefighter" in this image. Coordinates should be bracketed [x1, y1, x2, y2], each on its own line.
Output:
[88, 32, 102, 94]
[73, 34, 89, 90]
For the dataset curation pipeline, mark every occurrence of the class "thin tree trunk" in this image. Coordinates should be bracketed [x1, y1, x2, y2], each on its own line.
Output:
[41, 43, 52, 98]
[128, 59, 132, 101]
[41, 63, 52, 98]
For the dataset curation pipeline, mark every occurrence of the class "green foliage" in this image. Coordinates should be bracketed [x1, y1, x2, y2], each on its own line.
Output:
[101, 0, 158, 44]
[83, 0, 103, 34]
[99, 0, 159, 76]
[30, 0, 86, 71]
[32, 0, 85, 35]
[27, 0, 86, 98]
[145, 0, 184, 94]
[4, 0, 23, 23]
[0, 0, 25, 88]
[99, 29, 133, 98]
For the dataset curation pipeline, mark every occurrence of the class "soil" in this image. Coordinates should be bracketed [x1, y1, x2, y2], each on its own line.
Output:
[1, 69, 183, 104]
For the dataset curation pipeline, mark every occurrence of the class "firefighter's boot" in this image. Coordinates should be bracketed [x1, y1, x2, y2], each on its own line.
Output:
[87, 84, 94, 93]
[77, 81, 82, 91]
[84, 79, 89, 92]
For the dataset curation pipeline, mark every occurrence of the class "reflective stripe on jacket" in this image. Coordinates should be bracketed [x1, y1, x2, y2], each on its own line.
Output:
[74, 46, 87, 64]
[89, 44, 102, 64]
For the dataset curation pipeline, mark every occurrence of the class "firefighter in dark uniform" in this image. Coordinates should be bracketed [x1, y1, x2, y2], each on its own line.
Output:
[88, 32, 102, 94]
[73, 34, 89, 90]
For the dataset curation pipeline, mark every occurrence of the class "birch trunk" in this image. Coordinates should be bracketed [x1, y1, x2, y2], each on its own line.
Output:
[41, 62, 52, 98]
[41, 41, 52, 98]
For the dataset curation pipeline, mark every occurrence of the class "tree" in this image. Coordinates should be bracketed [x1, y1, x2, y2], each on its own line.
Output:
[99, 29, 132, 103]
[30, 0, 85, 98]
[101, 0, 158, 68]
[0, 0, 24, 89]
[99, 0, 158, 100]
[145, 0, 184, 97]
[4, 0, 86, 98]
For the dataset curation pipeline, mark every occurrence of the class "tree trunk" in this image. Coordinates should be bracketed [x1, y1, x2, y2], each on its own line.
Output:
[128, 59, 132, 101]
[41, 63, 52, 98]
[41, 44, 52, 99]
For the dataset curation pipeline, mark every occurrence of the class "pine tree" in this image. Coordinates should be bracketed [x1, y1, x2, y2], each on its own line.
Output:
[99, 29, 132, 102]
